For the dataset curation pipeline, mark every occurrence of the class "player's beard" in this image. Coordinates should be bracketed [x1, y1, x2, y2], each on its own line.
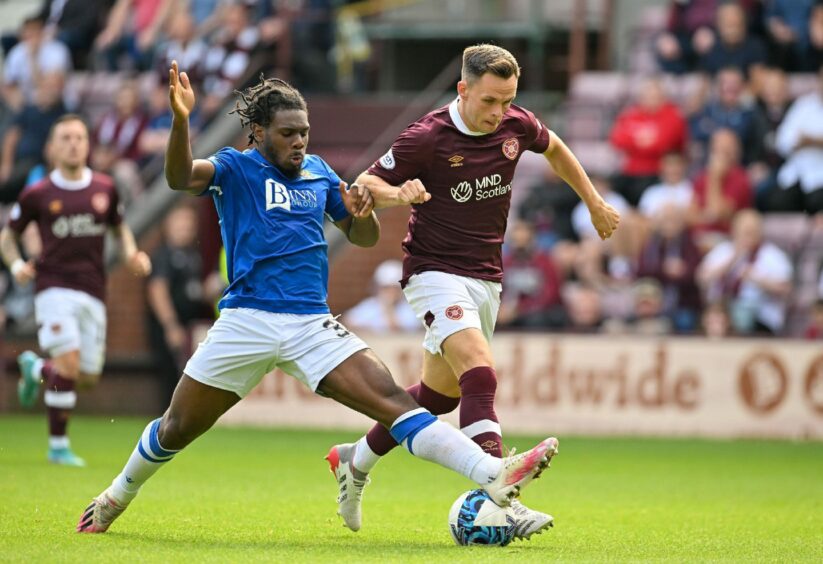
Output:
[260, 138, 301, 178]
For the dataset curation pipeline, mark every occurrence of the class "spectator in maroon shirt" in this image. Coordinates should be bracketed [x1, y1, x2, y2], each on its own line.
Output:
[609, 78, 688, 207]
[498, 221, 566, 329]
[91, 80, 148, 207]
[637, 203, 703, 332]
[689, 128, 752, 247]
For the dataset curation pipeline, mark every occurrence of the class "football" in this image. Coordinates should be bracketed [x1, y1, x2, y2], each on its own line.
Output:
[448, 489, 516, 547]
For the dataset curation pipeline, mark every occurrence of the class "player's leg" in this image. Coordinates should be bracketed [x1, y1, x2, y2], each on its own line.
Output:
[316, 349, 555, 504]
[78, 308, 271, 533]
[18, 289, 88, 465]
[351, 350, 460, 473]
[77, 375, 241, 533]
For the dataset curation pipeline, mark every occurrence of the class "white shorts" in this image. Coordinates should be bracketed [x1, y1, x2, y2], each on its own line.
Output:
[402, 271, 501, 355]
[184, 308, 369, 397]
[34, 287, 107, 375]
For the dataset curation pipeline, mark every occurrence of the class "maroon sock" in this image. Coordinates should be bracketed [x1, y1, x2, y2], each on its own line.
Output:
[459, 366, 502, 457]
[365, 381, 460, 455]
[43, 362, 76, 439]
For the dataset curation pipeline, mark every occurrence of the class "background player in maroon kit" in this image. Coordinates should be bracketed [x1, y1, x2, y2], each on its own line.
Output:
[327, 44, 620, 538]
[0, 114, 151, 466]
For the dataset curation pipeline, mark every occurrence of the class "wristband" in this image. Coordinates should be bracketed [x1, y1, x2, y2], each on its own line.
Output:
[10, 259, 25, 276]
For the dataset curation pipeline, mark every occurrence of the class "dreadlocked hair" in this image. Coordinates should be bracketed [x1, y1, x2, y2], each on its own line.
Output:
[230, 74, 307, 145]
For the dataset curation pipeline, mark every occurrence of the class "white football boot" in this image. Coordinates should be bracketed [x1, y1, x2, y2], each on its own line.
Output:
[510, 499, 554, 541]
[76, 487, 129, 533]
[325, 443, 369, 532]
[483, 437, 559, 506]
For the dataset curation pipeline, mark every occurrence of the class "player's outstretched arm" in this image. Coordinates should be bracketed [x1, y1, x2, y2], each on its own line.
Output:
[0, 226, 35, 285]
[354, 172, 431, 209]
[543, 130, 620, 240]
[165, 60, 214, 194]
[111, 223, 152, 277]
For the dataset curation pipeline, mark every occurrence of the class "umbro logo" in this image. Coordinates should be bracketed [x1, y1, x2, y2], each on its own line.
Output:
[448, 154, 464, 168]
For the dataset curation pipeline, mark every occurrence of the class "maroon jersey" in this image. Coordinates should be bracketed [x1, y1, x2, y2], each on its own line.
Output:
[368, 100, 551, 284]
[8, 168, 122, 301]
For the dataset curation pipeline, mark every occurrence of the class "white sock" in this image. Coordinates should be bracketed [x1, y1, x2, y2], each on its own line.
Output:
[403, 420, 503, 485]
[110, 419, 179, 504]
[352, 436, 381, 473]
[32, 358, 44, 379]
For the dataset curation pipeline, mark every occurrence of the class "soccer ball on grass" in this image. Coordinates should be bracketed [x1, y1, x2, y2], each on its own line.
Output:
[448, 489, 516, 547]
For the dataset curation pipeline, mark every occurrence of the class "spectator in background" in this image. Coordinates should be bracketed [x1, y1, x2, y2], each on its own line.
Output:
[750, 67, 792, 211]
[36, 0, 110, 69]
[655, 0, 719, 74]
[689, 128, 752, 245]
[698, 1, 767, 77]
[636, 203, 702, 332]
[609, 78, 687, 207]
[2, 16, 72, 111]
[638, 152, 694, 218]
[563, 283, 603, 333]
[764, 0, 816, 71]
[147, 204, 213, 406]
[0, 73, 67, 204]
[153, 9, 207, 87]
[200, 2, 260, 116]
[603, 278, 672, 335]
[701, 300, 733, 338]
[498, 221, 565, 329]
[769, 64, 823, 215]
[91, 81, 148, 207]
[689, 67, 762, 165]
[807, 270, 823, 338]
[517, 166, 580, 246]
[697, 209, 792, 335]
[808, 4, 823, 72]
[341, 259, 418, 333]
[95, 0, 178, 71]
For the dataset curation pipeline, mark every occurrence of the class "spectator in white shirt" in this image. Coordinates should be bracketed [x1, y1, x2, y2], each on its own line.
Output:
[772, 64, 823, 214]
[342, 260, 419, 333]
[2, 16, 71, 111]
[697, 209, 793, 335]
[638, 152, 694, 218]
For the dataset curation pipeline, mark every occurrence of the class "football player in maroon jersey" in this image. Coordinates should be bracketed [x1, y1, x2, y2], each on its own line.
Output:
[0, 114, 151, 466]
[327, 44, 620, 539]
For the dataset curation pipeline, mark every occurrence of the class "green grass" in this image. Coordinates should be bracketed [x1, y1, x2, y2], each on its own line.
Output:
[0, 415, 821, 563]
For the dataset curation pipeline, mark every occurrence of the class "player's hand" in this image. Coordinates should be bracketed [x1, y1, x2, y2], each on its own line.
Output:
[397, 179, 431, 205]
[127, 251, 152, 277]
[169, 60, 196, 120]
[339, 181, 374, 218]
[589, 200, 620, 240]
[11, 259, 35, 286]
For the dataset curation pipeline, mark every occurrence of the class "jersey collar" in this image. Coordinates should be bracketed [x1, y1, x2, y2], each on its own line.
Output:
[50, 167, 93, 191]
[449, 98, 487, 137]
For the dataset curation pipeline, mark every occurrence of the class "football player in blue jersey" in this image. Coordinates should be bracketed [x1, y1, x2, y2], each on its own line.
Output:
[76, 61, 558, 533]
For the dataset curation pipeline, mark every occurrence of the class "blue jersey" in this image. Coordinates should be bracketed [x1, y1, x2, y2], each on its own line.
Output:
[206, 147, 349, 314]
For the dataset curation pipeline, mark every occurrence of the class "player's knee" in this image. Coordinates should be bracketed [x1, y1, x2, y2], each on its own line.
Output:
[158, 413, 200, 450]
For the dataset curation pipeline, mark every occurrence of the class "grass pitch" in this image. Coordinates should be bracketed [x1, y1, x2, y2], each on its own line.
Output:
[0, 415, 820, 563]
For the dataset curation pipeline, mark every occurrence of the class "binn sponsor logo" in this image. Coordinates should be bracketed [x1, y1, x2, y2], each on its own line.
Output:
[449, 173, 512, 203]
[265, 179, 318, 212]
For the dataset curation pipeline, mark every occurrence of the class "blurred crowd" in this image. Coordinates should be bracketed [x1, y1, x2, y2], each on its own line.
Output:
[345, 0, 823, 341]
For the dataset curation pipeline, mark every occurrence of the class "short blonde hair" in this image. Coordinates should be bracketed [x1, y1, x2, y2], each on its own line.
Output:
[462, 44, 520, 83]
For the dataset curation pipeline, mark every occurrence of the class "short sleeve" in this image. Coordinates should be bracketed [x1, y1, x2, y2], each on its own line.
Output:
[366, 121, 432, 185]
[7, 189, 36, 234]
[321, 160, 349, 222]
[701, 242, 734, 271]
[522, 108, 551, 154]
[206, 147, 235, 196]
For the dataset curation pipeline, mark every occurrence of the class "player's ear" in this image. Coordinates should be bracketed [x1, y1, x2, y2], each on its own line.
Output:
[251, 123, 265, 144]
[457, 80, 468, 100]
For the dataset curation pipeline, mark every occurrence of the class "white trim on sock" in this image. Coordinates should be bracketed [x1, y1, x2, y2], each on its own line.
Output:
[44, 390, 77, 409]
[32, 358, 44, 379]
[461, 419, 502, 439]
[352, 437, 381, 473]
[390, 407, 428, 429]
[49, 436, 70, 450]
